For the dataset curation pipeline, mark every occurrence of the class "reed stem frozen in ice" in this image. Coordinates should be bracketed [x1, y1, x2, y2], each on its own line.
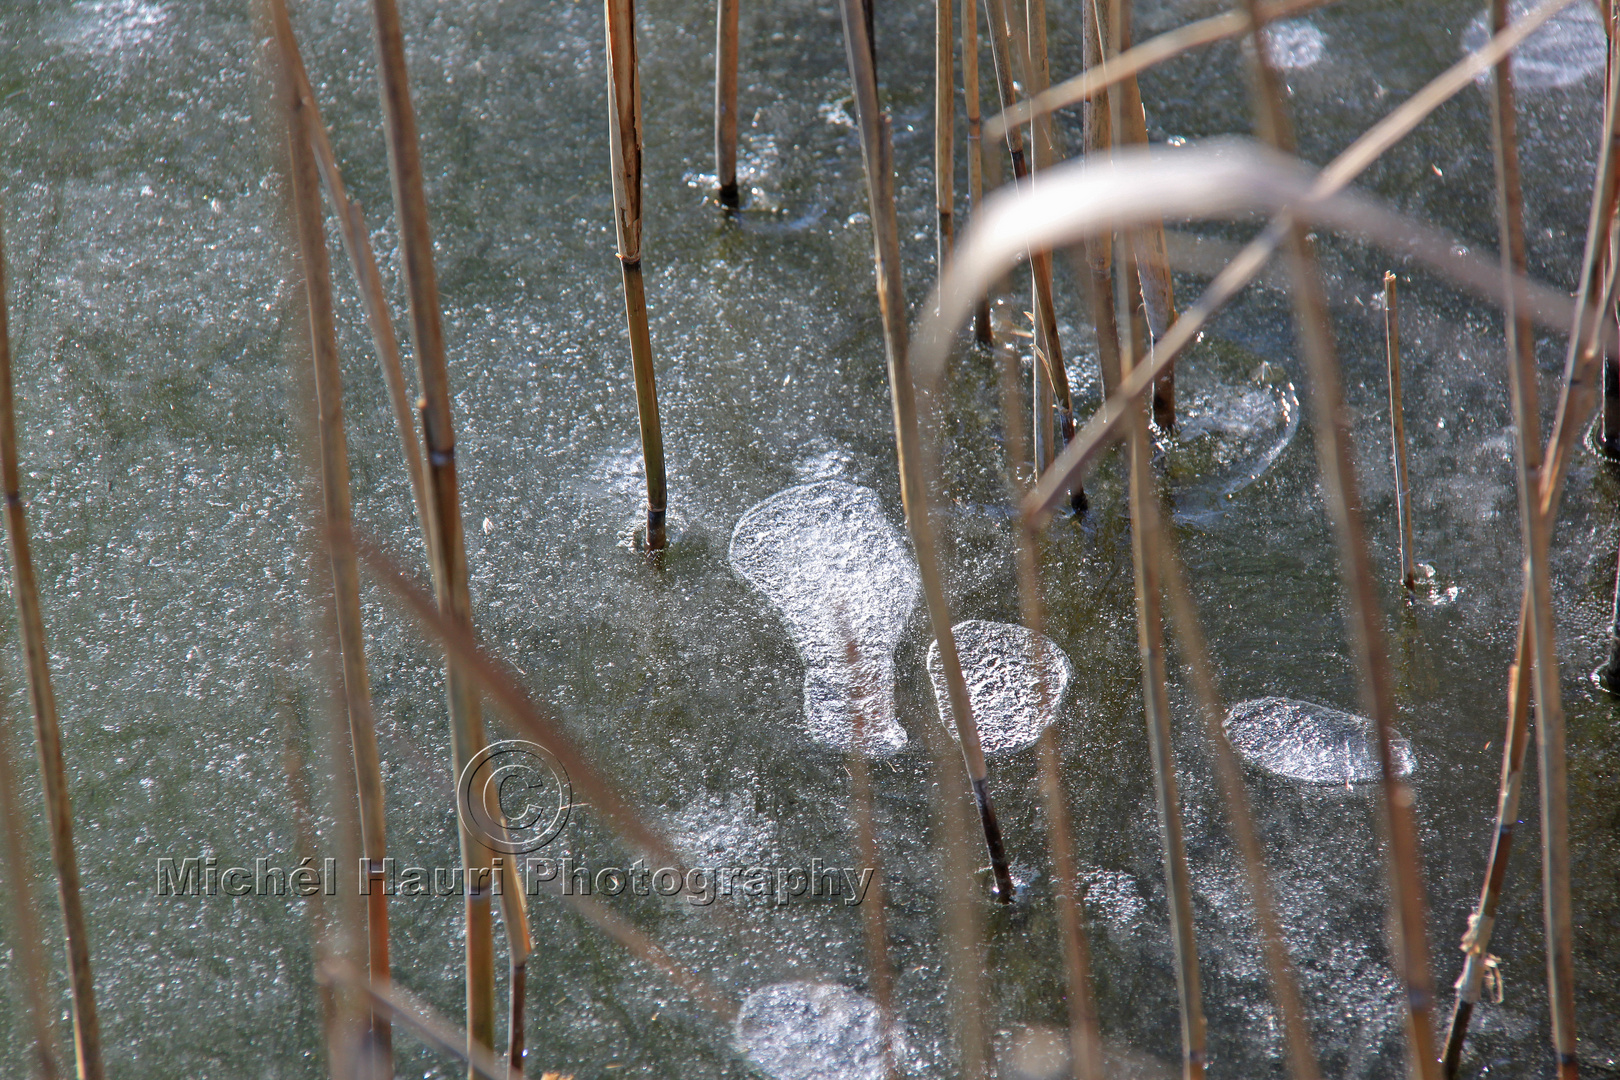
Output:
[1383, 272, 1417, 591]
[370, 0, 504, 1061]
[0, 193, 103, 1080]
[274, 5, 394, 1062]
[715, 0, 741, 207]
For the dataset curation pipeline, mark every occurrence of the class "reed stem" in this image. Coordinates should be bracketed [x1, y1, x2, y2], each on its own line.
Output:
[369, 0, 501, 1063]
[961, 0, 991, 344]
[936, 0, 955, 272]
[1240, 6, 1441, 1077]
[1120, 256, 1207, 1080]
[841, 633, 899, 1080]
[276, 9, 393, 1063]
[836, 0, 1016, 904]
[715, 0, 741, 207]
[0, 193, 104, 1080]
[1155, 523, 1322, 1080]
[605, 0, 669, 550]
[272, 1, 431, 563]
[995, 341, 1105, 1080]
[0, 689, 63, 1080]
[1383, 273, 1417, 591]
[1483, 0, 1575, 1071]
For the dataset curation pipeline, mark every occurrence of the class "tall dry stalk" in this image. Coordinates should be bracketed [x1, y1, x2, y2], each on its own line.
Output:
[1119, 257, 1207, 1080]
[835, 0, 1016, 905]
[715, 0, 741, 207]
[605, 0, 669, 550]
[993, 340, 1105, 1080]
[1238, 4, 1441, 1076]
[270, 0, 430, 562]
[961, 0, 991, 344]
[935, 0, 954, 271]
[1154, 523, 1322, 1080]
[0, 691, 63, 1080]
[276, 8, 393, 1066]
[1445, 1, 1620, 1069]
[0, 197, 103, 1080]
[981, 0, 1077, 465]
[1383, 273, 1417, 591]
[370, 0, 502, 1062]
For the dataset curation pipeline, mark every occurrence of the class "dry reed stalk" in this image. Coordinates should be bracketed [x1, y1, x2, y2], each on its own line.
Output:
[961, 0, 991, 343]
[993, 340, 1104, 1080]
[715, 0, 741, 207]
[987, 0, 1336, 142]
[270, 0, 430, 561]
[275, 11, 394, 1064]
[1018, 0, 1583, 518]
[835, 0, 1017, 905]
[370, 0, 501, 1060]
[936, 0, 954, 271]
[1442, 626, 1532, 1076]
[1154, 523, 1322, 1080]
[0, 693, 63, 1080]
[321, 961, 528, 1080]
[982, 0, 1077, 463]
[500, 872, 533, 1075]
[1446, 47, 1620, 1054]
[605, 0, 669, 550]
[1383, 273, 1417, 591]
[0, 197, 103, 1080]
[1107, 0, 1181, 430]
[1237, 5, 1441, 1076]
[1078, 0, 1124, 410]
[840, 632, 898, 1080]
[1119, 256, 1207, 1080]
[351, 533, 683, 867]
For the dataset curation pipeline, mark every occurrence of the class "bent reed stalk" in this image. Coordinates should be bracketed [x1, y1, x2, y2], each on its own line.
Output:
[370, 0, 516, 1064]
[273, 7, 394, 1065]
[605, 0, 669, 550]
[0, 198, 104, 1080]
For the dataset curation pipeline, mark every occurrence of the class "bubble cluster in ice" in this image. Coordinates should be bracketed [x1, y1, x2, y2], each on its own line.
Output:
[1177, 381, 1300, 504]
[926, 620, 1072, 756]
[1463, 0, 1606, 90]
[1263, 20, 1326, 70]
[730, 481, 920, 754]
[1224, 697, 1415, 784]
[735, 982, 899, 1080]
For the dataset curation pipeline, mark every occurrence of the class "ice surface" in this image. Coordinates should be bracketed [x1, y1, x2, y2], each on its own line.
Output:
[1225, 697, 1415, 784]
[730, 481, 920, 754]
[926, 620, 1072, 756]
[734, 982, 899, 1080]
[1263, 20, 1326, 70]
[1463, 0, 1606, 90]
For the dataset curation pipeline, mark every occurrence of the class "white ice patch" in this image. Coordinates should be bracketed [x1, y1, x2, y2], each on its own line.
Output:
[1463, 0, 1606, 90]
[1263, 20, 1326, 70]
[926, 620, 1072, 756]
[1225, 697, 1414, 784]
[735, 982, 901, 1080]
[730, 481, 920, 754]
